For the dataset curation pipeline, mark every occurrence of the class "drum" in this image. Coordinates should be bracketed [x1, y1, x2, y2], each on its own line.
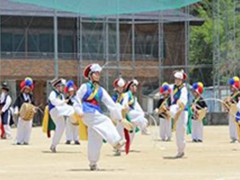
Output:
[229, 104, 238, 115]
[196, 108, 207, 121]
[70, 113, 80, 126]
[19, 103, 35, 121]
[158, 105, 171, 121]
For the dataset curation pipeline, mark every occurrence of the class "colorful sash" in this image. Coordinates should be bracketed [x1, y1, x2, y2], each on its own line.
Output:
[82, 82, 103, 113]
[112, 92, 125, 105]
[127, 91, 135, 109]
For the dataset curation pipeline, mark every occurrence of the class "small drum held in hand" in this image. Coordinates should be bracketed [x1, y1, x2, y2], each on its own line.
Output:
[70, 113, 80, 126]
[19, 103, 35, 121]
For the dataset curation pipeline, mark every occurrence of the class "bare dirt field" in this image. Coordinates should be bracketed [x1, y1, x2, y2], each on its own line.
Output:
[0, 126, 240, 180]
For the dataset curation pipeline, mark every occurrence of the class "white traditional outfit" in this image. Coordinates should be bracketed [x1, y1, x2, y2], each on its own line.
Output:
[154, 82, 172, 141]
[169, 70, 188, 158]
[0, 82, 12, 139]
[112, 77, 132, 155]
[48, 78, 74, 152]
[14, 78, 35, 145]
[228, 77, 240, 143]
[191, 82, 207, 142]
[64, 80, 80, 145]
[76, 63, 124, 170]
[124, 79, 149, 138]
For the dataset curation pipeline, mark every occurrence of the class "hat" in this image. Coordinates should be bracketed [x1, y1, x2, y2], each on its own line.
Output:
[125, 79, 139, 91]
[191, 82, 204, 95]
[64, 80, 77, 93]
[50, 78, 65, 87]
[83, 64, 102, 79]
[20, 77, 34, 91]
[113, 78, 126, 88]
[173, 70, 187, 80]
[1, 82, 9, 91]
[228, 76, 239, 89]
[159, 82, 171, 94]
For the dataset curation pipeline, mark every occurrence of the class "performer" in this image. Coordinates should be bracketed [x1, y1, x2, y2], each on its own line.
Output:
[236, 79, 240, 135]
[64, 80, 80, 145]
[227, 76, 240, 143]
[124, 79, 149, 136]
[112, 77, 131, 156]
[76, 63, 125, 171]
[14, 77, 35, 145]
[154, 82, 172, 141]
[169, 70, 188, 158]
[191, 82, 208, 143]
[0, 82, 12, 139]
[48, 78, 74, 152]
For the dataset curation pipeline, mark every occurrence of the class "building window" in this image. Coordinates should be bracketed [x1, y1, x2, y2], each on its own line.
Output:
[1, 33, 13, 52]
[39, 33, 53, 52]
[13, 34, 25, 52]
[28, 34, 39, 52]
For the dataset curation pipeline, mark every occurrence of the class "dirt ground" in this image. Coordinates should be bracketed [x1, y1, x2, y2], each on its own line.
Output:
[0, 125, 240, 180]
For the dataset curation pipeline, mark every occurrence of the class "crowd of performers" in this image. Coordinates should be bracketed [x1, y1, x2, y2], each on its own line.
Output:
[0, 63, 240, 171]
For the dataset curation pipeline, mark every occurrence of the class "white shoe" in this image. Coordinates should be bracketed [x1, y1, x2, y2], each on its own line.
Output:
[141, 128, 151, 135]
[114, 139, 126, 150]
[230, 139, 237, 143]
[166, 138, 171, 142]
[175, 152, 185, 158]
[50, 145, 56, 153]
[5, 135, 12, 140]
[89, 163, 98, 171]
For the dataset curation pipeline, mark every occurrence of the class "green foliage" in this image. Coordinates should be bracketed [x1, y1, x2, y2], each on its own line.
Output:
[190, 0, 239, 86]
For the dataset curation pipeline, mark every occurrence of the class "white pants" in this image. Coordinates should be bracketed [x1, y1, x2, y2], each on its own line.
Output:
[66, 119, 79, 141]
[191, 119, 203, 140]
[50, 108, 66, 147]
[159, 118, 172, 140]
[175, 111, 188, 154]
[229, 115, 238, 140]
[116, 122, 124, 140]
[83, 112, 121, 165]
[16, 118, 32, 143]
[128, 110, 148, 131]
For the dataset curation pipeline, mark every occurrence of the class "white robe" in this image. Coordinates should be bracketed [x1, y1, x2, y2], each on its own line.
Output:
[169, 84, 188, 154]
[0, 93, 12, 138]
[48, 90, 74, 147]
[76, 83, 122, 164]
[123, 92, 148, 131]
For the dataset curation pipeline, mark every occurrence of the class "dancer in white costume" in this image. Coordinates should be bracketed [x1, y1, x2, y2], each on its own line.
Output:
[0, 82, 12, 139]
[14, 77, 35, 145]
[227, 76, 240, 143]
[237, 86, 240, 130]
[124, 79, 149, 137]
[154, 82, 172, 141]
[48, 78, 74, 152]
[64, 80, 80, 145]
[76, 63, 125, 171]
[112, 77, 132, 156]
[169, 70, 188, 158]
[190, 82, 208, 143]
